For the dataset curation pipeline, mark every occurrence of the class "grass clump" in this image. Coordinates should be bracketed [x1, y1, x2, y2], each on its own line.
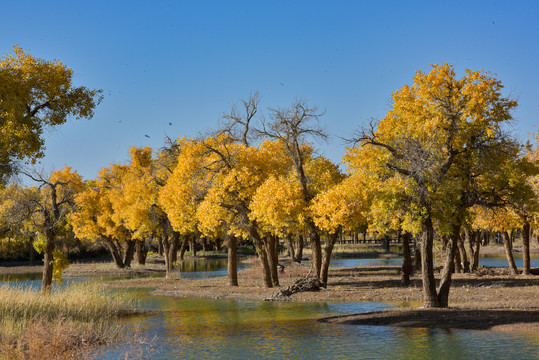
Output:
[0, 282, 135, 359]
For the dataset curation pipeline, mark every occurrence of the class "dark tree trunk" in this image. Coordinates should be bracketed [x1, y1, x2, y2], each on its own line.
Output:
[202, 237, 208, 252]
[502, 231, 519, 275]
[162, 235, 173, 278]
[249, 228, 273, 288]
[464, 228, 476, 271]
[265, 235, 279, 287]
[414, 238, 421, 272]
[401, 232, 413, 286]
[227, 236, 238, 286]
[124, 240, 136, 268]
[286, 234, 296, 261]
[383, 235, 390, 253]
[41, 229, 55, 295]
[105, 237, 125, 268]
[321, 230, 341, 285]
[522, 220, 531, 275]
[454, 246, 463, 273]
[190, 236, 197, 257]
[157, 236, 163, 256]
[135, 240, 148, 265]
[170, 232, 181, 265]
[179, 235, 189, 261]
[437, 227, 460, 307]
[457, 234, 470, 273]
[295, 233, 304, 263]
[311, 230, 322, 280]
[421, 216, 440, 307]
[215, 237, 222, 251]
[472, 231, 482, 271]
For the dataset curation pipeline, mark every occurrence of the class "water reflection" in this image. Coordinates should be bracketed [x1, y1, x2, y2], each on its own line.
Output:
[105, 296, 539, 360]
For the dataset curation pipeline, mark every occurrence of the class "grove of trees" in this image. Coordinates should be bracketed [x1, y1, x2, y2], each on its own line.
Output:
[1, 47, 538, 307]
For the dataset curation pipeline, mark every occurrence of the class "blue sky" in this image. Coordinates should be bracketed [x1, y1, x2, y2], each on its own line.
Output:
[2, 0, 538, 179]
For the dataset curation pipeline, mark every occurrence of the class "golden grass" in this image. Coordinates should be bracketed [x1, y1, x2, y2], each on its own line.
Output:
[0, 282, 135, 359]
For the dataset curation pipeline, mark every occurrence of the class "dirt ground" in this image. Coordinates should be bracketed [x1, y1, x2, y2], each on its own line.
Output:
[1, 246, 538, 334]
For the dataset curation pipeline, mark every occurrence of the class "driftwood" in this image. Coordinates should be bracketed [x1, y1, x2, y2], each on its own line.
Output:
[265, 277, 325, 301]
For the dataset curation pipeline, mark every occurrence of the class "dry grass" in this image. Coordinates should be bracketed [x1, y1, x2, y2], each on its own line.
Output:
[0, 282, 135, 359]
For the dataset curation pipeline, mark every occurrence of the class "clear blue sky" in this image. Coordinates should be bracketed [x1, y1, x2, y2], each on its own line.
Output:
[2, 0, 538, 179]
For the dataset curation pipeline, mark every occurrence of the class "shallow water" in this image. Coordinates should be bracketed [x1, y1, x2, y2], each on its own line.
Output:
[2, 257, 538, 359]
[98, 294, 539, 360]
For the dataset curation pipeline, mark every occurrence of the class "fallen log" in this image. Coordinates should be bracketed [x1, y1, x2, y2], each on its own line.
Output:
[265, 277, 325, 301]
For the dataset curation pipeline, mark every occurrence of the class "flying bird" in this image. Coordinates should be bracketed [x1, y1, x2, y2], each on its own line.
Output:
[145, 134, 150, 138]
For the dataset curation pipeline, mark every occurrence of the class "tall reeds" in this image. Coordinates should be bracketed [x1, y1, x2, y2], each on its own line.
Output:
[0, 282, 134, 359]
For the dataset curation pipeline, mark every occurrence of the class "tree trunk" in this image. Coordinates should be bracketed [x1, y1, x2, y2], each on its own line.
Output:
[29, 240, 36, 266]
[502, 231, 519, 275]
[401, 232, 413, 286]
[286, 234, 296, 260]
[249, 228, 273, 288]
[421, 216, 440, 307]
[457, 234, 470, 273]
[464, 228, 476, 271]
[227, 236, 238, 286]
[157, 236, 163, 256]
[295, 233, 304, 263]
[414, 239, 421, 271]
[202, 237, 208, 252]
[41, 229, 55, 295]
[170, 232, 181, 265]
[311, 230, 322, 280]
[321, 230, 341, 285]
[437, 228, 460, 307]
[162, 235, 173, 278]
[265, 235, 279, 287]
[454, 246, 463, 273]
[179, 235, 189, 261]
[522, 220, 531, 275]
[472, 231, 482, 271]
[104, 237, 125, 268]
[190, 236, 197, 257]
[135, 240, 147, 265]
[124, 240, 136, 268]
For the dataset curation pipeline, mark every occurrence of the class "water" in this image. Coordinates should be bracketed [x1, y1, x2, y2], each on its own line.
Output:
[99, 294, 539, 359]
[330, 255, 539, 268]
[2, 257, 538, 359]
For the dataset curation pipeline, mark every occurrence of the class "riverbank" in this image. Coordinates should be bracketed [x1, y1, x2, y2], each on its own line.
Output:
[102, 262, 539, 333]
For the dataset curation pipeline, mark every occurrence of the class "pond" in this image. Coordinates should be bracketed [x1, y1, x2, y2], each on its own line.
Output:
[99, 293, 539, 359]
[1, 257, 538, 359]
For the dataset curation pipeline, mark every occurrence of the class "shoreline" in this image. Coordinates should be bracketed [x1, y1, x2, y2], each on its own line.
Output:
[1, 252, 538, 334]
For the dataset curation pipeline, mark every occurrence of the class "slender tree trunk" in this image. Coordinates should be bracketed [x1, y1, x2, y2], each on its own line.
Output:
[157, 236, 163, 256]
[421, 216, 440, 307]
[124, 240, 136, 268]
[104, 237, 125, 268]
[286, 234, 296, 260]
[249, 228, 273, 288]
[321, 230, 341, 285]
[464, 228, 476, 271]
[454, 246, 463, 273]
[457, 234, 469, 273]
[170, 232, 181, 265]
[135, 240, 147, 265]
[162, 235, 172, 278]
[202, 237, 208, 252]
[295, 233, 304, 263]
[179, 235, 189, 261]
[522, 220, 531, 275]
[502, 231, 519, 275]
[472, 231, 482, 271]
[41, 229, 55, 295]
[265, 235, 279, 287]
[401, 232, 413, 286]
[311, 230, 322, 279]
[414, 238, 421, 272]
[227, 236, 238, 286]
[437, 227, 460, 307]
[190, 236, 197, 257]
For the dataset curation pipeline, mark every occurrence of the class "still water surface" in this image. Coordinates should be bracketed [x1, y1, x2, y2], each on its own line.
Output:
[2, 257, 538, 359]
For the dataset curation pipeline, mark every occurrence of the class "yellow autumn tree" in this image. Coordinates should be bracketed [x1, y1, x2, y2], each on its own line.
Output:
[0, 46, 102, 183]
